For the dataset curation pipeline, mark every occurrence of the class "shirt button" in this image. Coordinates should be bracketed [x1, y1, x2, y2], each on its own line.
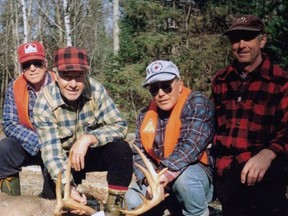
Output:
[236, 122, 240, 126]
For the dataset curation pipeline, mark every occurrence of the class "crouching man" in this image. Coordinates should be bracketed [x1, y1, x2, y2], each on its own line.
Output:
[33, 47, 133, 216]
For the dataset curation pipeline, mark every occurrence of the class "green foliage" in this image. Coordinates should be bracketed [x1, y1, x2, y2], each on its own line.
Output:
[103, 56, 149, 132]
[115, 0, 287, 130]
[0, 0, 287, 131]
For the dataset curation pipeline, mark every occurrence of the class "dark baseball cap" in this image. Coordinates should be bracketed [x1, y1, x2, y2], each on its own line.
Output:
[224, 15, 265, 35]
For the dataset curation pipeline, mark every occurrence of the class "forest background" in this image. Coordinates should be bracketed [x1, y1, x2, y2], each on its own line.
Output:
[0, 0, 287, 132]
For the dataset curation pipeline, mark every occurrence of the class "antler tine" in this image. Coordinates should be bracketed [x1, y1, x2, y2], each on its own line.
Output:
[54, 152, 97, 216]
[63, 152, 72, 200]
[120, 144, 167, 215]
[54, 170, 65, 215]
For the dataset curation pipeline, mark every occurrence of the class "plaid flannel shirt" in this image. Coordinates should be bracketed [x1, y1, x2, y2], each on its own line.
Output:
[133, 91, 215, 183]
[33, 77, 128, 181]
[212, 54, 288, 176]
[2, 72, 53, 156]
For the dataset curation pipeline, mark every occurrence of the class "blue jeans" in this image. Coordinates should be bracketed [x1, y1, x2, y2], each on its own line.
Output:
[125, 163, 213, 216]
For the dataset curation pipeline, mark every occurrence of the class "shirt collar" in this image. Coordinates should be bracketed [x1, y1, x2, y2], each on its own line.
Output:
[225, 53, 272, 81]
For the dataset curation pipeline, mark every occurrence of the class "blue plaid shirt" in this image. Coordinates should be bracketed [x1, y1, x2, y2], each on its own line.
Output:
[2, 72, 54, 156]
[133, 91, 215, 182]
[33, 77, 128, 181]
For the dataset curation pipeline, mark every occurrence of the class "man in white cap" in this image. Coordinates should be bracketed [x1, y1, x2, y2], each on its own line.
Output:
[125, 60, 215, 216]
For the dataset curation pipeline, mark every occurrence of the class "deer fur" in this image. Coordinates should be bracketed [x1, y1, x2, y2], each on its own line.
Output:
[0, 192, 56, 216]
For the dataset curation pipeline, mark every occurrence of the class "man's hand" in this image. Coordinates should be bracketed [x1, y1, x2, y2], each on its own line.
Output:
[70, 134, 97, 171]
[241, 149, 276, 186]
[69, 186, 88, 215]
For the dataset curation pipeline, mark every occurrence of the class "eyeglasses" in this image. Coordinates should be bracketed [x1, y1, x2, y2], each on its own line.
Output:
[148, 79, 179, 96]
[22, 60, 44, 71]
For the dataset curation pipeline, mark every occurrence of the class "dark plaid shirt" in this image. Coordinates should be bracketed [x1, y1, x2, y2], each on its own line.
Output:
[212, 54, 288, 176]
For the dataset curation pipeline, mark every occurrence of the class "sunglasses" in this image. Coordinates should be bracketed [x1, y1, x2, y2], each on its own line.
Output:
[22, 60, 44, 71]
[228, 31, 262, 43]
[148, 79, 179, 96]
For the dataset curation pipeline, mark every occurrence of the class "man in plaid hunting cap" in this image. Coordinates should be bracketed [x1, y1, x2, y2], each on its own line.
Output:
[0, 41, 56, 199]
[212, 14, 288, 215]
[33, 47, 133, 216]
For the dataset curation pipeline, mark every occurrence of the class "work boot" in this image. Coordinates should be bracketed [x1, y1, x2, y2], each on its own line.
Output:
[0, 173, 21, 196]
[106, 189, 126, 216]
[38, 166, 56, 199]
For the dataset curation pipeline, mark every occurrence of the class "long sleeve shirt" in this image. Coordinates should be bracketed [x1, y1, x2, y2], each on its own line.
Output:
[133, 91, 215, 183]
[2, 72, 54, 156]
[33, 77, 128, 181]
[212, 54, 288, 176]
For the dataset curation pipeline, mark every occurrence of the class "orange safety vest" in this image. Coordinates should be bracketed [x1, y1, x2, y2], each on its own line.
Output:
[13, 71, 56, 130]
[140, 87, 209, 165]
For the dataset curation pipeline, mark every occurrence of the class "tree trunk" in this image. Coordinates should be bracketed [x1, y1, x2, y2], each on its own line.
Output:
[63, 0, 72, 47]
[113, 0, 119, 55]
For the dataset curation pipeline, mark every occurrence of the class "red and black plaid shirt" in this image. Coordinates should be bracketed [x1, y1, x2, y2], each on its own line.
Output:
[212, 54, 288, 176]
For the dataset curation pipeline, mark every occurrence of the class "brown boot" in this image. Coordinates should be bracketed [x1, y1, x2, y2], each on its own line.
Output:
[0, 173, 21, 196]
[106, 189, 126, 216]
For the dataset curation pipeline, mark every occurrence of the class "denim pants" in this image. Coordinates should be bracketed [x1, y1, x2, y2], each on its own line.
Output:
[125, 163, 213, 216]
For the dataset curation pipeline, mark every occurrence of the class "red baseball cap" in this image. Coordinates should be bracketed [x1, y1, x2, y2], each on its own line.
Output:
[53, 47, 90, 72]
[18, 41, 45, 64]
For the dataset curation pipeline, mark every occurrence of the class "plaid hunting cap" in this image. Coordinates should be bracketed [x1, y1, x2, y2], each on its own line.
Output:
[224, 15, 265, 35]
[18, 41, 45, 64]
[143, 60, 180, 87]
[54, 47, 90, 72]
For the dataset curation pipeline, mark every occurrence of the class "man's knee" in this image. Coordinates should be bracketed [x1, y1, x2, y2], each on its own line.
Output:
[0, 137, 22, 155]
[125, 183, 146, 210]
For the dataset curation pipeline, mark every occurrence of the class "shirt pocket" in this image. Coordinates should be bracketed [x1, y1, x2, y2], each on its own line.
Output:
[215, 100, 234, 130]
[58, 126, 74, 149]
[247, 101, 275, 144]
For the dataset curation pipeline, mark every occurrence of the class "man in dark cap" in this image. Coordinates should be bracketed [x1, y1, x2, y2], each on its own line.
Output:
[33, 47, 133, 216]
[211, 15, 288, 215]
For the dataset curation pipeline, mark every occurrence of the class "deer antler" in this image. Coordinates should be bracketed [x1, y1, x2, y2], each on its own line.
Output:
[54, 152, 97, 216]
[120, 144, 168, 215]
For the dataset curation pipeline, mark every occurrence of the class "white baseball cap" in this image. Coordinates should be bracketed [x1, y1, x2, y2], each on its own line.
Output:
[143, 60, 180, 87]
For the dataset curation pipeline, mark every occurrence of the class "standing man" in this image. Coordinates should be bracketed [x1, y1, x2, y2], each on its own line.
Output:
[125, 60, 214, 216]
[212, 15, 288, 216]
[0, 41, 56, 198]
[33, 47, 133, 216]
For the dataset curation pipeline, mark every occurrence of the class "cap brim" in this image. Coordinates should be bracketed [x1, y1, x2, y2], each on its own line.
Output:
[19, 56, 45, 64]
[57, 64, 90, 72]
[224, 27, 262, 35]
[142, 73, 176, 87]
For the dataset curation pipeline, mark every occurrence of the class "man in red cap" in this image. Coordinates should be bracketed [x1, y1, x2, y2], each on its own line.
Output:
[0, 41, 56, 198]
[33, 47, 133, 216]
[212, 15, 288, 215]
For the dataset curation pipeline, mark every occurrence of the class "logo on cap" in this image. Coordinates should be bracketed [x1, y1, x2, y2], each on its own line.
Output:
[24, 44, 38, 54]
[149, 62, 163, 74]
[236, 17, 248, 24]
